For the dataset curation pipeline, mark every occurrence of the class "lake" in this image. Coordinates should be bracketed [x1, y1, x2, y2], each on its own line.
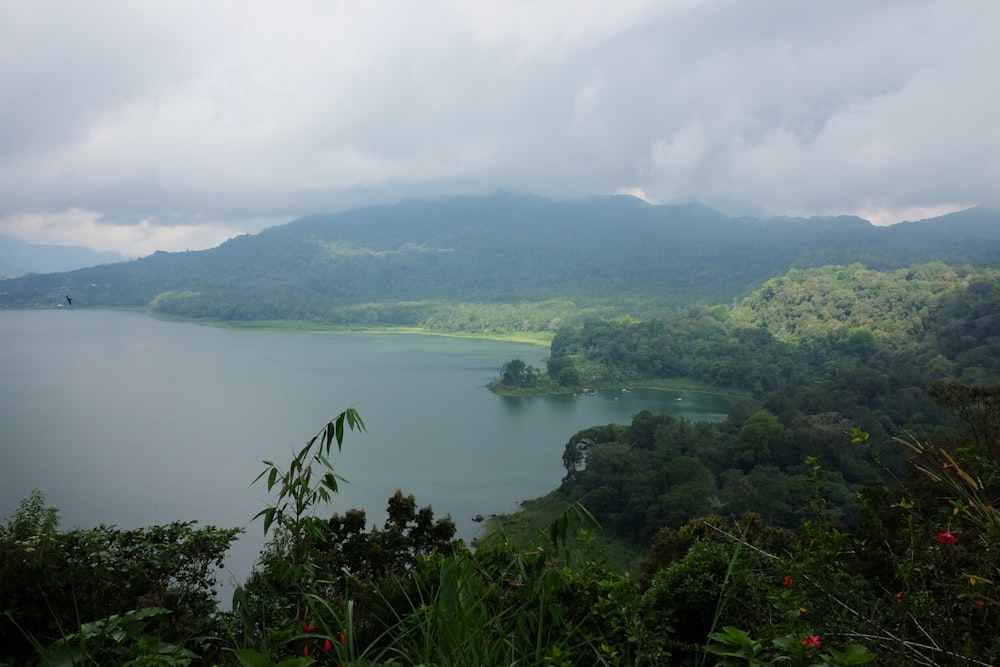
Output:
[0, 309, 731, 590]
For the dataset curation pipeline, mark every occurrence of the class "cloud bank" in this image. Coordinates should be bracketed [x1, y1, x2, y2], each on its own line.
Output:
[1, 1, 996, 254]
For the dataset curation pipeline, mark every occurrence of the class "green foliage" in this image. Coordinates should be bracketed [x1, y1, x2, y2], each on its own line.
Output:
[231, 648, 315, 667]
[645, 541, 741, 641]
[643, 531, 779, 662]
[253, 408, 366, 537]
[552, 384, 1000, 665]
[541, 263, 1000, 543]
[551, 264, 1000, 400]
[241, 489, 459, 651]
[640, 513, 797, 589]
[248, 408, 366, 624]
[929, 381, 1000, 455]
[2, 489, 59, 544]
[481, 492, 648, 574]
[746, 405, 1000, 665]
[561, 423, 629, 482]
[628, 388, 1000, 666]
[237, 498, 668, 665]
[734, 410, 785, 471]
[346, 502, 670, 666]
[706, 625, 877, 666]
[0, 492, 240, 664]
[37, 606, 197, 667]
[556, 408, 871, 544]
[320, 490, 458, 582]
[498, 358, 541, 388]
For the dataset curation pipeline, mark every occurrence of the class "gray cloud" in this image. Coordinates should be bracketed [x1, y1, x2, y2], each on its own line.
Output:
[0, 0, 996, 254]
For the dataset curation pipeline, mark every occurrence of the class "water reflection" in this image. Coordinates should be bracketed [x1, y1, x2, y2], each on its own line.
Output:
[499, 387, 731, 426]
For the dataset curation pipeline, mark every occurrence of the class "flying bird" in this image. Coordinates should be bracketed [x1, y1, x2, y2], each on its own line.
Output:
[65, 295, 72, 305]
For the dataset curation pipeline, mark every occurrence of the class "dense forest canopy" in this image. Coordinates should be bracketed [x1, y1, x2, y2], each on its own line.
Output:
[545, 262, 1000, 395]
[484, 262, 1000, 549]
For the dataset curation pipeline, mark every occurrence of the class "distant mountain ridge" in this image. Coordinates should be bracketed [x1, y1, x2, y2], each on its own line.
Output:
[0, 234, 125, 278]
[890, 205, 1000, 239]
[0, 193, 997, 332]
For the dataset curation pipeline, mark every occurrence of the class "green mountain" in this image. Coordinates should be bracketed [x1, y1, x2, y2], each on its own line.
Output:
[1, 193, 997, 332]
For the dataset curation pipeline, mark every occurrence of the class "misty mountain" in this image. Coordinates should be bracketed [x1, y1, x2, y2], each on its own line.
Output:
[0, 234, 126, 279]
[0, 193, 997, 331]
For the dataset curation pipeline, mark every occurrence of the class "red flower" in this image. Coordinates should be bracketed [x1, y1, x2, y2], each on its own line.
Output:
[938, 531, 957, 545]
[338, 631, 346, 645]
[302, 645, 309, 656]
[302, 621, 316, 632]
[894, 591, 903, 600]
[802, 635, 821, 647]
[974, 599, 985, 608]
[783, 575, 793, 589]
[324, 638, 333, 651]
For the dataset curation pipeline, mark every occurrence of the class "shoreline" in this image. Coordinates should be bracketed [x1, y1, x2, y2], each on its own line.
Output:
[144, 310, 555, 346]
[490, 379, 747, 399]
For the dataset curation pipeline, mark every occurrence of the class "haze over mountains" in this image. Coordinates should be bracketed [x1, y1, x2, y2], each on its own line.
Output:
[0, 193, 997, 330]
[0, 235, 126, 279]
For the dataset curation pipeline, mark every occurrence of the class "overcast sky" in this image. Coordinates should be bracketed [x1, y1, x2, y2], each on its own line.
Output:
[1, 1, 997, 257]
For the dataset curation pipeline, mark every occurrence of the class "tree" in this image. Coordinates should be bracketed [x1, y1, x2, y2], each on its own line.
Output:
[316, 489, 457, 584]
[499, 358, 538, 387]
[733, 410, 785, 471]
[930, 381, 1000, 456]
[557, 364, 582, 386]
[562, 424, 628, 482]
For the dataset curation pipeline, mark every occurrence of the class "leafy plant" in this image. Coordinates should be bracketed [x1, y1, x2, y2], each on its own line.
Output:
[253, 408, 366, 537]
[0, 492, 239, 664]
[37, 606, 196, 667]
[705, 626, 876, 666]
[250, 408, 366, 622]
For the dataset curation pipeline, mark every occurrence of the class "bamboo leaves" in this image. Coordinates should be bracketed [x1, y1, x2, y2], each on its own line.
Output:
[252, 408, 366, 538]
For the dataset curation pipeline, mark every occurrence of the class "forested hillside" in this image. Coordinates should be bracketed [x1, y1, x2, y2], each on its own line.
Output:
[1, 193, 998, 335]
[546, 262, 1000, 397]
[487, 262, 1000, 546]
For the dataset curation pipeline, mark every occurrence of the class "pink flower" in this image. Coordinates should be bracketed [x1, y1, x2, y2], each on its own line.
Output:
[894, 591, 903, 600]
[974, 599, 985, 608]
[802, 635, 821, 647]
[783, 575, 793, 589]
[938, 531, 957, 545]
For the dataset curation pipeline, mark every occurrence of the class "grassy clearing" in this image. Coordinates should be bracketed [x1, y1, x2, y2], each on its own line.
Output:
[479, 491, 647, 574]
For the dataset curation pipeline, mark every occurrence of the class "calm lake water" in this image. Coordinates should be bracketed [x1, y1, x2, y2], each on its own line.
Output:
[0, 309, 730, 590]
